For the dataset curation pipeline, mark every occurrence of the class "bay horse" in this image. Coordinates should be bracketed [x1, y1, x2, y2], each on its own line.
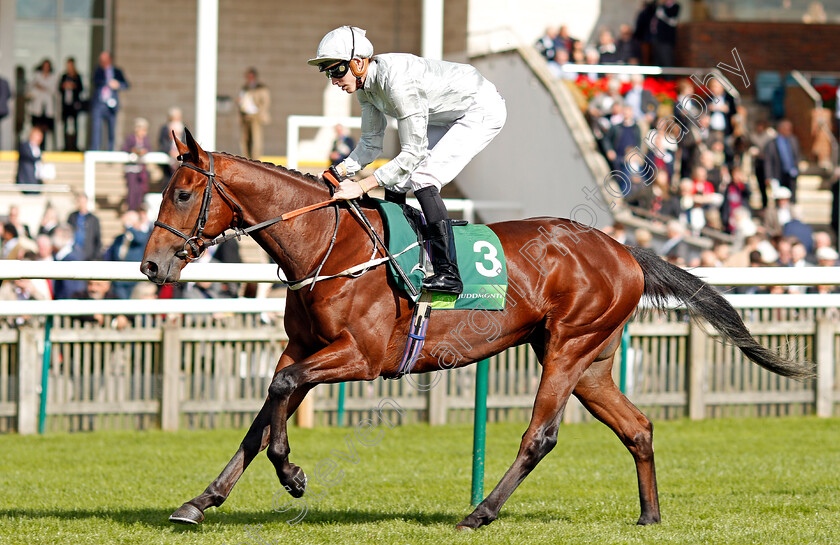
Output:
[141, 130, 811, 529]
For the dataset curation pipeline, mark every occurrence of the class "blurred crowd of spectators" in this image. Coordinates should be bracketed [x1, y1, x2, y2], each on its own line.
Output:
[0, 54, 277, 320]
[0, 194, 256, 317]
[603, 220, 839, 295]
[536, 2, 840, 294]
[536, 1, 681, 74]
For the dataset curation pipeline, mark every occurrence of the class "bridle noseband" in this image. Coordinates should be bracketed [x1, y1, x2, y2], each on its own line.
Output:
[154, 153, 245, 262]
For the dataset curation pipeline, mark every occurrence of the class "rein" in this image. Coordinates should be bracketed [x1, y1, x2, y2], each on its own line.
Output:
[155, 153, 342, 289]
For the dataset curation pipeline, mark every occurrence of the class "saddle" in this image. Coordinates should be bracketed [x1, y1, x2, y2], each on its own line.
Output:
[373, 199, 508, 310]
[373, 199, 509, 377]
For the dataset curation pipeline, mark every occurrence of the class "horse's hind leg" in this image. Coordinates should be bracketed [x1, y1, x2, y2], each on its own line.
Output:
[573, 353, 661, 525]
[169, 386, 310, 525]
[456, 329, 598, 530]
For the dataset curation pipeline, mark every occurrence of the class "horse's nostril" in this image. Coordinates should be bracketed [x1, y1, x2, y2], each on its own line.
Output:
[141, 261, 158, 277]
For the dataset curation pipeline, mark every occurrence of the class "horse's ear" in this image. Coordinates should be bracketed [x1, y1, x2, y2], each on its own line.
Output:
[183, 127, 209, 168]
[173, 130, 189, 158]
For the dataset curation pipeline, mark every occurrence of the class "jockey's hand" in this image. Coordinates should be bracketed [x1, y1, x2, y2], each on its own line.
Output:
[333, 179, 365, 200]
[333, 176, 378, 200]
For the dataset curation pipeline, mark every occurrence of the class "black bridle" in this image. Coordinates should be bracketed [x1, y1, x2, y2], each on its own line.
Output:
[154, 153, 246, 262]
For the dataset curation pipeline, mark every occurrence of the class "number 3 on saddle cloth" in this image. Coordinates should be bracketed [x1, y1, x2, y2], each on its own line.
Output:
[374, 200, 509, 376]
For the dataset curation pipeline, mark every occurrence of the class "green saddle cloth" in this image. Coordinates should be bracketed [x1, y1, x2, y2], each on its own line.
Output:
[373, 199, 508, 310]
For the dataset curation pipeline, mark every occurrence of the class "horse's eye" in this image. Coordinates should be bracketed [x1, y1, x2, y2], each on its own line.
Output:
[177, 192, 190, 203]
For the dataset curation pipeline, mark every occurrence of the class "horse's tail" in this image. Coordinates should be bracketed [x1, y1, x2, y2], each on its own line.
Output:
[625, 246, 814, 380]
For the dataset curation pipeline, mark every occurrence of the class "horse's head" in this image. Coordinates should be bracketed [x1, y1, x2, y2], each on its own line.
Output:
[141, 128, 240, 285]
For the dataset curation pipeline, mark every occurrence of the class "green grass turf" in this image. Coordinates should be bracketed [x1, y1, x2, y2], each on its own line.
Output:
[1, 417, 838, 545]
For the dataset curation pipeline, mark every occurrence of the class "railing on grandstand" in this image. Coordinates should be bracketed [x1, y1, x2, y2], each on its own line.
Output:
[0, 184, 72, 194]
[285, 115, 398, 171]
[557, 64, 741, 99]
[627, 206, 736, 245]
[83, 151, 172, 211]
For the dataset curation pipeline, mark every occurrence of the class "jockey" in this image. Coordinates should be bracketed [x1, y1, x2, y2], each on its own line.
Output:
[308, 26, 507, 295]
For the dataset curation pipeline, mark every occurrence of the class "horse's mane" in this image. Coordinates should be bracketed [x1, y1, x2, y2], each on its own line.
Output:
[216, 151, 325, 189]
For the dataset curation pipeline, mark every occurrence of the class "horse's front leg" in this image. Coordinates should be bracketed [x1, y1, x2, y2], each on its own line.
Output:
[170, 348, 310, 525]
[266, 332, 378, 497]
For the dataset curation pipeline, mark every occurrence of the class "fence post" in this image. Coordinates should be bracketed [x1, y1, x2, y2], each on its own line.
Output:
[471, 359, 489, 506]
[38, 316, 53, 434]
[161, 320, 181, 431]
[815, 317, 835, 418]
[688, 321, 707, 420]
[619, 323, 630, 394]
[336, 382, 346, 426]
[428, 372, 448, 425]
[296, 391, 315, 428]
[17, 326, 41, 435]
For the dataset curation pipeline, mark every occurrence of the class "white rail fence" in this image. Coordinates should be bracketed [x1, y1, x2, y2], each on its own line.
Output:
[83, 151, 172, 211]
[1, 263, 839, 434]
[6, 261, 840, 287]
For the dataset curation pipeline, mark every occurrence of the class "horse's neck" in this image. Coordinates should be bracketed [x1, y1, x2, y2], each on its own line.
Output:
[235, 163, 334, 280]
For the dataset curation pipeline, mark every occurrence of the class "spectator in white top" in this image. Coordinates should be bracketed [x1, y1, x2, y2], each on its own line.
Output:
[815, 246, 839, 267]
[27, 59, 57, 150]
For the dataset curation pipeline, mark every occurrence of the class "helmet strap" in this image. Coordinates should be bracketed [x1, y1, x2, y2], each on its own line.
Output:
[348, 26, 367, 88]
[350, 58, 368, 88]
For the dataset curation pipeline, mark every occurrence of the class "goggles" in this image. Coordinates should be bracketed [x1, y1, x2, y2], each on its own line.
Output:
[320, 60, 350, 79]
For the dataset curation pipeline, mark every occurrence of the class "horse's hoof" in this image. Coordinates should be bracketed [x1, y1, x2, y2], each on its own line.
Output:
[456, 504, 496, 530]
[285, 466, 307, 498]
[637, 514, 661, 526]
[169, 503, 204, 525]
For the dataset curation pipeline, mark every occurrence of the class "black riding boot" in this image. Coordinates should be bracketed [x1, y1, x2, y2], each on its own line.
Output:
[384, 189, 406, 205]
[414, 186, 462, 294]
[421, 219, 463, 294]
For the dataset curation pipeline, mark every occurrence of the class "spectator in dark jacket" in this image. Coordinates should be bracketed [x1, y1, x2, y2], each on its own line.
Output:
[554, 25, 577, 57]
[67, 192, 102, 260]
[623, 74, 658, 133]
[650, 0, 680, 67]
[615, 24, 642, 64]
[104, 210, 151, 299]
[764, 119, 802, 202]
[627, 170, 681, 218]
[658, 219, 692, 266]
[596, 29, 621, 64]
[706, 78, 737, 137]
[0, 74, 10, 150]
[634, 1, 657, 60]
[782, 205, 814, 254]
[59, 57, 84, 151]
[604, 105, 642, 169]
[158, 106, 185, 184]
[329, 124, 355, 166]
[71, 280, 128, 329]
[535, 26, 560, 62]
[16, 127, 43, 191]
[50, 223, 86, 300]
[90, 51, 129, 151]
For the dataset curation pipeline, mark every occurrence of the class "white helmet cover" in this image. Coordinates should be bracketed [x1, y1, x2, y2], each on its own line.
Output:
[307, 26, 374, 67]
